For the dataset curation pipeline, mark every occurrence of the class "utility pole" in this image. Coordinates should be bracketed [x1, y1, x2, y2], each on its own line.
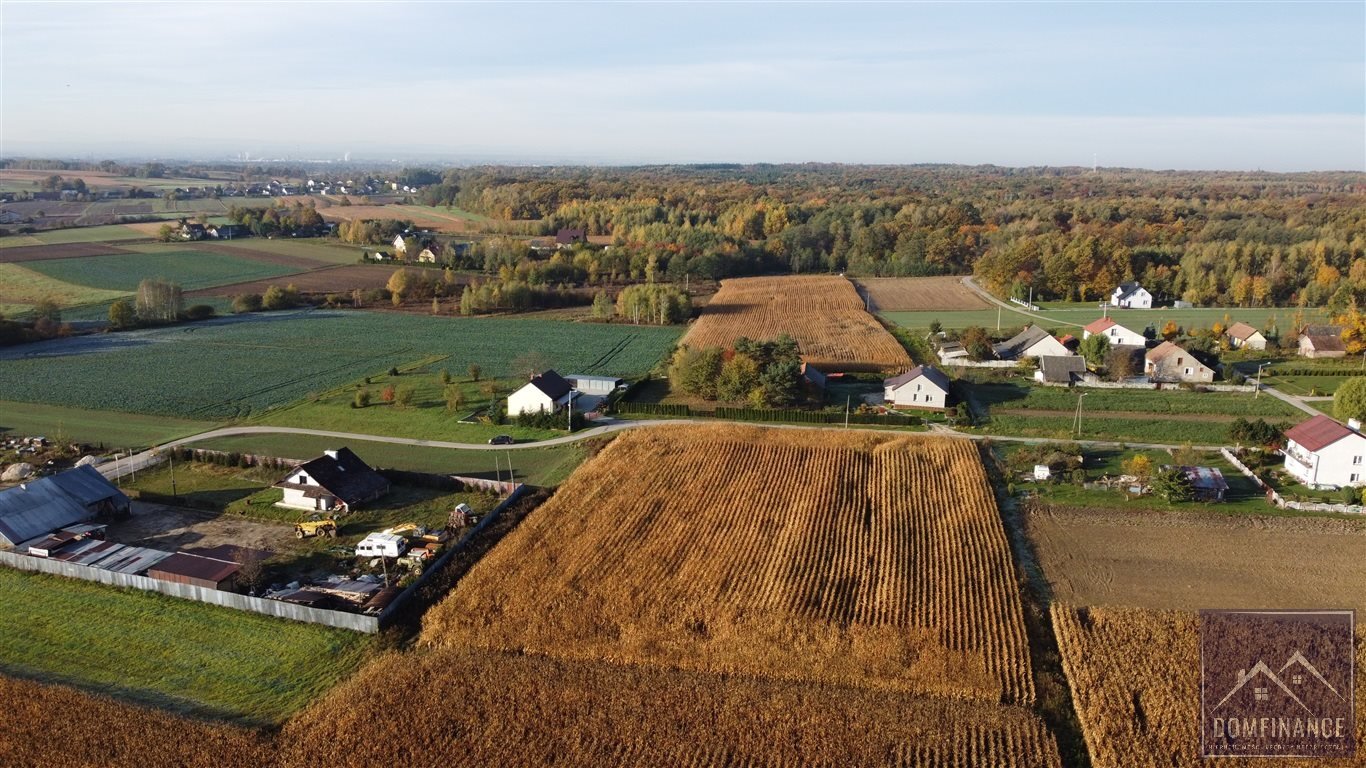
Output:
[997, 304, 1001, 331]
[169, 450, 177, 499]
[845, 396, 851, 429]
[567, 390, 576, 431]
[1073, 392, 1089, 437]
[1254, 362, 1270, 398]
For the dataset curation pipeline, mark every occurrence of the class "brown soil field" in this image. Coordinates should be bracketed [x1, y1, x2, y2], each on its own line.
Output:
[186, 264, 399, 298]
[1053, 605, 1365, 767]
[1026, 505, 1366, 613]
[319, 205, 472, 233]
[0, 242, 131, 263]
[680, 275, 914, 371]
[424, 425, 1034, 704]
[857, 276, 990, 311]
[0, 646, 1060, 767]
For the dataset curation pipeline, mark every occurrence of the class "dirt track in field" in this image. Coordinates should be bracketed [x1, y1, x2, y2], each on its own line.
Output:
[185, 263, 399, 297]
[1025, 505, 1366, 613]
[0, 243, 133, 262]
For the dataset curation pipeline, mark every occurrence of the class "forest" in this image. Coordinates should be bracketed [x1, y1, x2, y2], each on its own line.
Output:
[410, 164, 1365, 310]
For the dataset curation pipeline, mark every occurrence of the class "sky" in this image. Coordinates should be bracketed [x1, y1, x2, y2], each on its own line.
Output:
[2, 1, 1363, 171]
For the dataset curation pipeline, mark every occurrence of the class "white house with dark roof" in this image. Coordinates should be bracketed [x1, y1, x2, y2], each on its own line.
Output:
[508, 370, 577, 416]
[1282, 415, 1366, 489]
[1110, 282, 1152, 309]
[883, 365, 952, 410]
[1298, 325, 1347, 359]
[274, 448, 390, 513]
[1082, 317, 1146, 347]
[992, 324, 1072, 361]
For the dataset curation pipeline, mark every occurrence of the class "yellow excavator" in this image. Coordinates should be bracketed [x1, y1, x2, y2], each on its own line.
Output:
[294, 518, 339, 539]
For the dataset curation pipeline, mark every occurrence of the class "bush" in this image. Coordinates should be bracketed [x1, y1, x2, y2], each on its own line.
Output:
[381, 384, 396, 404]
[182, 304, 216, 321]
[231, 293, 263, 313]
[388, 367, 401, 377]
[353, 389, 371, 408]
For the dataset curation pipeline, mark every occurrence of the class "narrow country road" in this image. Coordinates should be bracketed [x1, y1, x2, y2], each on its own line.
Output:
[1255, 383, 1322, 417]
[959, 276, 1086, 328]
[99, 419, 1232, 481]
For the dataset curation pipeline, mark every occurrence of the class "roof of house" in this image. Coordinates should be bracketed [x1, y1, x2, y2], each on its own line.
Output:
[1037, 355, 1087, 383]
[1083, 317, 1117, 335]
[0, 466, 127, 546]
[993, 324, 1058, 359]
[1225, 321, 1261, 341]
[1144, 340, 1188, 362]
[1113, 282, 1146, 299]
[884, 364, 952, 393]
[1302, 332, 1347, 353]
[525, 370, 573, 400]
[148, 552, 240, 584]
[281, 448, 389, 506]
[1175, 466, 1229, 493]
[1283, 414, 1363, 453]
[555, 228, 586, 244]
[1302, 324, 1344, 337]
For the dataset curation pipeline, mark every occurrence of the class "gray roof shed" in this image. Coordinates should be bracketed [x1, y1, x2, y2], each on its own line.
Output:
[0, 466, 129, 547]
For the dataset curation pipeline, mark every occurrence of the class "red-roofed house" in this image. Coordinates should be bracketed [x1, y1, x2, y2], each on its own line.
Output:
[1282, 415, 1366, 489]
[1082, 317, 1146, 347]
[1224, 321, 1267, 351]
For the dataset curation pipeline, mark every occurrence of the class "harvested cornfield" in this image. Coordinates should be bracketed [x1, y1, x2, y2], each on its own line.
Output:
[1053, 605, 1366, 767]
[680, 275, 913, 371]
[0, 675, 273, 768]
[279, 647, 1060, 768]
[424, 425, 1034, 704]
[856, 276, 988, 311]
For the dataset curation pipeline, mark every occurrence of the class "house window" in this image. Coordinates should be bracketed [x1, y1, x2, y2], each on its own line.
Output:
[1353, 456, 1362, 465]
[925, 395, 933, 403]
[1184, 367, 1193, 375]
[1351, 473, 1360, 483]
[916, 383, 921, 391]
[1177, 357, 1183, 365]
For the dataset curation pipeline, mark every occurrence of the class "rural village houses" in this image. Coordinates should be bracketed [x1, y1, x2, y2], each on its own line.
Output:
[1144, 341, 1214, 384]
[1281, 415, 1366, 489]
[992, 324, 1073, 361]
[1034, 355, 1087, 386]
[274, 448, 390, 514]
[1082, 317, 1146, 347]
[1110, 282, 1152, 309]
[1224, 321, 1267, 351]
[1298, 325, 1347, 359]
[883, 365, 952, 410]
[508, 370, 577, 416]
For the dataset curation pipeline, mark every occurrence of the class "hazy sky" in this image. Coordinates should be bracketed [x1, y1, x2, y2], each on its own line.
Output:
[3, 1, 1363, 170]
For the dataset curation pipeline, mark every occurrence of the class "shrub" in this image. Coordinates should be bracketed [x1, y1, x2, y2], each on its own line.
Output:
[182, 304, 216, 321]
[353, 389, 371, 408]
[381, 384, 396, 404]
[231, 293, 263, 313]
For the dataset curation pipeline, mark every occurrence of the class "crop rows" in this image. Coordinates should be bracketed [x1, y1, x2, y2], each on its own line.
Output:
[423, 425, 1034, 704]
[682, 275, 913, 371]
[1053, 605, 1365, 767]
[856, 276, 990, 311]
[0, 310, 681, 420]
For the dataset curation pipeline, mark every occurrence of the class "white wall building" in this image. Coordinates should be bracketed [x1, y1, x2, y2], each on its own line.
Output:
[1111, 282, 1153, 309]
[508, 370, 576, 416]
[883, 365, 952, 410]
[1282, 415, 1366, 489]
[1082, 317, 1146, 347]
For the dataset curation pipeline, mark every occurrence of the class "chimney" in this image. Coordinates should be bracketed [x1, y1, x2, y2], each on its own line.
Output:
[1350, 418, 1362, 432]
[324, 450, 338, 459]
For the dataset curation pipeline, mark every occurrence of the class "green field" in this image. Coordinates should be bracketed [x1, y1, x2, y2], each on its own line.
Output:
[203, 237, 371, 265]
[0, 311, 679, 420]
[968, 382, 1305, 418]
[881, 307, 1040, 331]
[0, 224, 151, 247]
[1262, 373, 1362, 397]
[0, 568, 370, 725]
[22, 248, 305, 292]
[0, 401, 216, 448]
[0, 262, 129, 312]
[978, 412, 1238, 444]
[194, 432, 590, 486]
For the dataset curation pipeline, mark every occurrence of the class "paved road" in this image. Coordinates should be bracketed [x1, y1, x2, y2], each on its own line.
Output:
[99, 419, 1230, 481]
[1254, 382, 1321, 417]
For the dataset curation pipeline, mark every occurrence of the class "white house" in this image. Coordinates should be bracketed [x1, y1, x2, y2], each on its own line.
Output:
[1224, 321, 1267, 351]
[1111, 282, 1152, 309]
[392, 233, 408, 255]
[274, 448, 390, 513]
[883, 365, 952, 410]
[1281, 415, 1366, 489]
[1082, 317, 1146, 347]
[1298, 325, 1347, 359]
[508, 370, 577, 416]
[417, 247, 438, 264]
[992, 324, 1072, 360]
[1144, 341, 1213, 384]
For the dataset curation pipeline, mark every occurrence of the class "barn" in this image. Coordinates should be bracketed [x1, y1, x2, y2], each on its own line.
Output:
[147, 552, 241, 591]
[0, 466, 130, 548]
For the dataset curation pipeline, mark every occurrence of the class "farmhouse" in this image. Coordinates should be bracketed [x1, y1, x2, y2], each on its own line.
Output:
[147, 552, 241, 591]
[883, 365, 952, 410]
[1110, 282, 1152, 309]
[417, 247, 439, 264]
[508, 370, 577, 416]
[1282, 415, 1366, 489]
[1144, 341, 1213, 384]
[1082, 317, 1146, 347]
[1298, 325, 1346, 359]
[274, 448, 390, 514]
[1035, 355, 1087, 386]
[392, 233, 408, 254]
[0, 466, 130, 548]
[992, 324, 1072, 360]
[555, 228, 587, 248]
[1224, 321, 1267, 351]
[209, 223, 250, 240]
[180, 222, 207, 241]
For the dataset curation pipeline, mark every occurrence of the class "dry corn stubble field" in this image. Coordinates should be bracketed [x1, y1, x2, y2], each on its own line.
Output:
[1052, 605, 1366, 768]
[0, 647, 1061, 768]
[856, 276, 990, 311]
[423, 425, 1034, 705]
[680, 275, 914, 371]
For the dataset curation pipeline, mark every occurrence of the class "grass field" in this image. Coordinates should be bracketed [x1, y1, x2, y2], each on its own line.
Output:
[0, 224, 151, 247]
[193, 432, 589, 486]
[197, 237, 371, 265]
[0, 401, 217, 448]
[0, 262, 129, 311]
[425, 425, 1035, 704]
[0, 310, 681, 420]
[1263, 373, 1361, 397]
[882, 307, 1040, 331]
[970, 381, 1304, 418]
[0, 568, 370, 725]
[22, 248, 305, 292]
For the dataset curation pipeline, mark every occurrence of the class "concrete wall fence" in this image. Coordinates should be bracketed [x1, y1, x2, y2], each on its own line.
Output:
[1219, 447, 1364, 516]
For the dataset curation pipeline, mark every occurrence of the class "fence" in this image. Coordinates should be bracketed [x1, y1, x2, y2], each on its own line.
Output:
[1219, 447, 1365, 515]
[377, 483, 528, 625]
[0, 549, 380, 633]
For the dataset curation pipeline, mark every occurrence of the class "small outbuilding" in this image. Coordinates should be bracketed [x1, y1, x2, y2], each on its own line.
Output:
[0, 465, 130, 548]
[1169, 466, 1230, 502]
[1034, 355, 1088, 386]
[1298, 325, 1346, 359]
[148, 552, 241, 591]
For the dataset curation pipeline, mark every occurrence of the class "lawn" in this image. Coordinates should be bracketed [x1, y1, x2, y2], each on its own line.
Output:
[225, 483, 497, 538]
[123, 461, 274, 509]
[0, 401, 216, 448]
[0, 262, 129, 309]
[1262, 373, 1359, 397]
[979, 412, 1237, 444]
[967, 381, 1304, 418]
[0, 567, 370, 725]
[0, 310, 680, 420]
[192, 432, 590, 487]
[22, 247, 305, 292]
[0, 224, 150, 247]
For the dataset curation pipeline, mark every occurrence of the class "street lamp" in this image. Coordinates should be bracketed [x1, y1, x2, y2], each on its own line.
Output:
[567, 389, 578, 431]
[1254, 362, 1271, 398]
[1073, 392, 1090, 437]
